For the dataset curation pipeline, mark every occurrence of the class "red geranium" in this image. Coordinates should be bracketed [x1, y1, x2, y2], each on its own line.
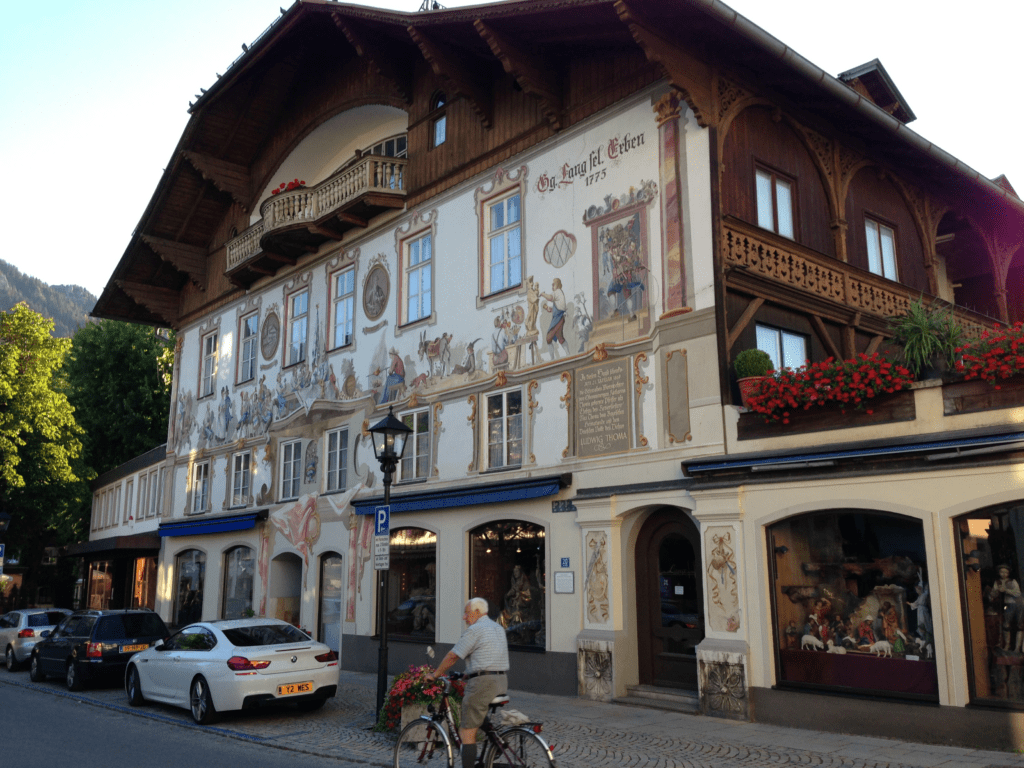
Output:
[955, 322, 1024, 384]
[373, 664, 466, 733]
[270, 178, 307, 195]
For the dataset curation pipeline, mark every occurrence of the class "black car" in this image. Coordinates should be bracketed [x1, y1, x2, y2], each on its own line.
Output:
[30, 609, 169, 691]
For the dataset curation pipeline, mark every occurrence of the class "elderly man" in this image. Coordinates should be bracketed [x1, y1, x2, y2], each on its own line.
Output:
[426, 597, 509, 768]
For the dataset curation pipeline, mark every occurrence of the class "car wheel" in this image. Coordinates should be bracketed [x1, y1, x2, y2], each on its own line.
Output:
[5, 646, 18, 672]
[66, 660, 84, 692]
[296, 697, 326, 712]
[29, 653, 45, 682]
[126, 665, 146, 707]
[189, 676, 219, 725]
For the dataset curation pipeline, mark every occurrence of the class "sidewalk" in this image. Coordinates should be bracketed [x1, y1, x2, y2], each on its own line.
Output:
[5, 669, 1024, 768]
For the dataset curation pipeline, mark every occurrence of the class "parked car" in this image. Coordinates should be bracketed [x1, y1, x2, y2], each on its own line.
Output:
[30, 609, 169, 691]
[125, 618, 339, 724]
[1, 609, 72, 671]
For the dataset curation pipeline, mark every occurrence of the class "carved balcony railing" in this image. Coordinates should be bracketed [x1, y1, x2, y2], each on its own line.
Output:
[722, 216, 994, 336]
[225, 156, 407, 286]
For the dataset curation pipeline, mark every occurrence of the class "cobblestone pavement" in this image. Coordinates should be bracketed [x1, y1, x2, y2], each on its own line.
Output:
[3, 669, 1024, 768]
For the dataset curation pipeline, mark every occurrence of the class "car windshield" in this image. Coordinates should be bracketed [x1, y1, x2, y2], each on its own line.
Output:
[28, 612, 68, 627]
[222, 624, 310, 646]
[94, 614, 168, 640]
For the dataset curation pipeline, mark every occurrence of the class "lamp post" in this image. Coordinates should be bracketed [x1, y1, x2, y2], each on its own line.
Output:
[0, 510, 10, 538]
[368, 406, 412, 720]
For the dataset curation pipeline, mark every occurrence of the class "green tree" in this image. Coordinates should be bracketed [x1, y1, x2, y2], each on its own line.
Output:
[63, 320, 175, 475]
[0, 304, 85, 599]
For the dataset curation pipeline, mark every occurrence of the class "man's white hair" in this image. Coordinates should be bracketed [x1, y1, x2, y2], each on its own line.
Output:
[466, 597, 489, 614]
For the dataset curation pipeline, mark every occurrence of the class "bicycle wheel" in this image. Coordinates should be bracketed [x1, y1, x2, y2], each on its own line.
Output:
[485, 726, 554, 768]
[394, 717, 453, 768]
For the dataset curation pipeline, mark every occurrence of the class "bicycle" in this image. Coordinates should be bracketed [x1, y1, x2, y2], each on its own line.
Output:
[393, 672, 556, 768]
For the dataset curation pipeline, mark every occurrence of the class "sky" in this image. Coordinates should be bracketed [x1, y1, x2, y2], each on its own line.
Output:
[2, 0, 1021, 299]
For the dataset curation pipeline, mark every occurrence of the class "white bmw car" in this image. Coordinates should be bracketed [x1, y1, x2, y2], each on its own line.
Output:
[125, 618, 339, 724]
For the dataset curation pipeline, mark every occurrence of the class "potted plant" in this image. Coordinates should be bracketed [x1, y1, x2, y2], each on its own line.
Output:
[373, 664, 466, 733]
[733, 348, 774, 408]
[887, 298, 964, 379]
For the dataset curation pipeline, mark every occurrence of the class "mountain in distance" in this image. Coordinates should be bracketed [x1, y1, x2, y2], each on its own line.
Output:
[0, 259, 96, 338]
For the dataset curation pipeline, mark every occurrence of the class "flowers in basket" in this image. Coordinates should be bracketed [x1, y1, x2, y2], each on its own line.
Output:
[271, 178, 307, 195]
[744, 353, 914, 423]
[955, 322, 1024, 387]
[373, 664, 466, 733]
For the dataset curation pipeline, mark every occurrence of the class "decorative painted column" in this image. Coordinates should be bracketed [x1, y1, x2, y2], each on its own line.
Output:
[654, 92, 688, 314]
[574, 503, 625, 702]
[693, 489, 749, 720]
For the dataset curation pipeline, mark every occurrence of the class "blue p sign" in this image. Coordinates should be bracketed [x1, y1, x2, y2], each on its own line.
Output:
[375, 505, 390, 536]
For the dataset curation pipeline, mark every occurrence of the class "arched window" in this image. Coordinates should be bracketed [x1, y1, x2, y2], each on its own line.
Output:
[956, 502, 1024, 705]
[469, 520, 545, 648]
[174, 549, 206, 625]
[768, 510, 936, 698]
[221, 546, 255, 619]
[387, 529, 436, 640]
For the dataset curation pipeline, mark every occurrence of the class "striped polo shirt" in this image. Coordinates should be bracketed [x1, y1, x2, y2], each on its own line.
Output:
[451, 614, 509, 674]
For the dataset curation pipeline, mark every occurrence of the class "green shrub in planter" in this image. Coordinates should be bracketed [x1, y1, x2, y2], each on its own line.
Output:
[887, 298, 964, 377]
[734, 349, 774, 379]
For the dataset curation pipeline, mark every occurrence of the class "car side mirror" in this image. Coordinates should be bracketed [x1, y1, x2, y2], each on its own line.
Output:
[40, 630, 51, 638]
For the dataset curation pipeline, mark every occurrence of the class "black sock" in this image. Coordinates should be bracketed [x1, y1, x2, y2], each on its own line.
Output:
[461, 743, 477, 768]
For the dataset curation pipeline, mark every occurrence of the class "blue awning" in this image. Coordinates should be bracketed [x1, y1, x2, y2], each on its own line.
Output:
[158, 510, 269, 537]
[353, 473, 572, 515]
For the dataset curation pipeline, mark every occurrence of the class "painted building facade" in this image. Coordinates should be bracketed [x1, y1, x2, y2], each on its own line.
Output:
[89, 0, 1024, 750]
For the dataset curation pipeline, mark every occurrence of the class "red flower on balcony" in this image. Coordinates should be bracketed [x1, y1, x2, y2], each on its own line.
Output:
[744, 353, 914, 423]
[956, 322, 1024, 384]
[270, 178, 307, 195]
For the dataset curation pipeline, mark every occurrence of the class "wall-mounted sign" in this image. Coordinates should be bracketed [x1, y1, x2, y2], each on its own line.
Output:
[535, 130, 647, 194]
[554, 571, 574, 594]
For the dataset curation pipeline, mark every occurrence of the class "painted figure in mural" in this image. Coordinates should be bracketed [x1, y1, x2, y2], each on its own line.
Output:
[201, 405, 216, 447]
[380, 348, 406, 404]
[218, 386, 234, 440]
[541, 278, 568, 359]
[452, 339, 482, 376]
[275, 371, 290, 418]
[491, 315, 514, 369]
[237, 390, 252, 438]
[419, 331, 452, 378]
[600, 214, 647, 320]
[524, 276, 540, 336]
[572, 292, 593, 353]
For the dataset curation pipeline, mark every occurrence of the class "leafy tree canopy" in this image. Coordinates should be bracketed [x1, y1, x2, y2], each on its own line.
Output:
[63, 320, 174, 476]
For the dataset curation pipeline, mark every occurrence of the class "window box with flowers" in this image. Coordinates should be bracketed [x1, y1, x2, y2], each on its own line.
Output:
[737, 353, 916, 440]
[944, 322, 1024, 416]
[373, 664, 466, 733]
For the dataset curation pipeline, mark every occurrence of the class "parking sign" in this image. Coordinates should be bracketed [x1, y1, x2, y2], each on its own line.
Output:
[375, 505, 390, 536]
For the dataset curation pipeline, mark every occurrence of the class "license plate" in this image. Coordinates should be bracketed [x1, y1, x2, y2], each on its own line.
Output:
[121, 644, 148, 653]
[277, 681, 313, 696]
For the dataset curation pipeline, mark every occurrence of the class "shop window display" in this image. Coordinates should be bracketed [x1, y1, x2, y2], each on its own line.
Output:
[957, 503, 1024, 705]
[470, 520, 545, 648]
[386, 528, 436, 640]
[175, 549, 206, 625]
[769, 511, 937, 697]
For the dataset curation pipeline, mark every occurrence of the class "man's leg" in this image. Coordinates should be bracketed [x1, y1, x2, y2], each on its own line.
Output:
[458, 727, 477, 768]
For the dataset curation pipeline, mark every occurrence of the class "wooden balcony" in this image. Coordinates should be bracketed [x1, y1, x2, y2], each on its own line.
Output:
[225, 156, 407, 287]
[721, 217, 994, 336]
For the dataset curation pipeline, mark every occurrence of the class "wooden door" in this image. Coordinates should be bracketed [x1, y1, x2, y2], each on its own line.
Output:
[636, 509, 704, 690]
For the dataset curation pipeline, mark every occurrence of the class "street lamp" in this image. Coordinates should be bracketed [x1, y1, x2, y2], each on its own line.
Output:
[0, 510, 10, 538]
[368, 406, 412, 719]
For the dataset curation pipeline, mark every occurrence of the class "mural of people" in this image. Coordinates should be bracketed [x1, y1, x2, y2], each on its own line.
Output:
[541, 278, 568, 359]
[491, 314, 514, 369]
[524, 275, 540, 336]
[379, 348, 405, 404]
[602, 214, 647, 319]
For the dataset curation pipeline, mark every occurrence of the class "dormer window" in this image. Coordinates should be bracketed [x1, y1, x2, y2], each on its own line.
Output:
[431, 92, 447, 148]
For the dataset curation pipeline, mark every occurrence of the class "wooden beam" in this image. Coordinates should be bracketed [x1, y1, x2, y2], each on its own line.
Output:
[332, 14, 413, 103]
[810, 314, 842, 359]
[474, 20, 562, 131]
[142, 235, 207, 291]
[337, 211, 368, 228]
[614, 1, 712, 127]
[116, 280, 179, 323]
[408, 25, 494, 129]
[180, 150, 250, 205]
[866, 335, 884, 355]
[726, 297, 764, 351]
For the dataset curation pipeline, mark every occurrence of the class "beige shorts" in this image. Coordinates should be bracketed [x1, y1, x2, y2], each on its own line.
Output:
[460, 674, 508, 729]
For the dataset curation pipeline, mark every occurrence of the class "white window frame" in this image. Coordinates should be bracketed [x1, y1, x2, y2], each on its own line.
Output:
[755, 166, 795, 239]
[191, 461, 211, 514]
[281, 440, 302, 501]
[124, 479, 134, 523]
[755, 323, 808, 372]
[231, 452, 251, 509]
[287, 290, 309, 366]
[138, 474, 148, 522]
[146, 468, 161, 519]
[404, 233, 432, 325]
[331, 268, 356, 350]
[485, 191, 522, 296]
[865, 217, 899, 280]
[431, 93, 447, 148]
[399, 410, 431, 482]
[238, 311, 259, 383]
[486, 389, 523, 470]
[325, 427, 349, 492]
[200, 331, 218, 398]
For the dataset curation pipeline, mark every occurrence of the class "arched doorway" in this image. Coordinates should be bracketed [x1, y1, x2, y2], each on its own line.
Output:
[270, 552, 302, 626]
[635, 508, 704, 690]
